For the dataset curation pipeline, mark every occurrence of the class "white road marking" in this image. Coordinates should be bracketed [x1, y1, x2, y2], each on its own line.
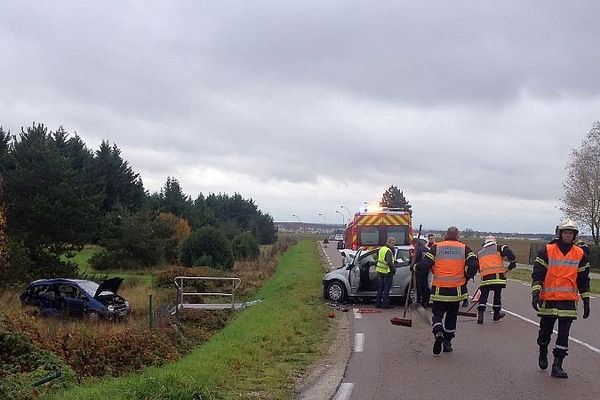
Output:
[501, 308, 600, 355]
[353, 308, 362, 319]
[333, 383, 354, 400]
[353, 333, 365, 352]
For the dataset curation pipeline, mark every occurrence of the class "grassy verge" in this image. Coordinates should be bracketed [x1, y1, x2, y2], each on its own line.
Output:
[509, 268, 600, 294]
[51, 239, 332, 400]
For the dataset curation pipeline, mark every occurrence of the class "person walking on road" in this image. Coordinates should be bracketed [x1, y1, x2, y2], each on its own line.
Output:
[532, 220, 591, 379]
[476, 235, 517, 324]
[416, 227, 479, 355]
[375, 237, 397, 309]
[412, 237, 431, 308]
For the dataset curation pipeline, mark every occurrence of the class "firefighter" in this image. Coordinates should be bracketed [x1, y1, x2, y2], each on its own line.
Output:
[532, 220, 591, 379]
[375, 237, 396, 308]
[476, 236, 517, 324]
[412, 237, 430, 308]
[415, 226, 479, 355]
[426, 233, 436, 249]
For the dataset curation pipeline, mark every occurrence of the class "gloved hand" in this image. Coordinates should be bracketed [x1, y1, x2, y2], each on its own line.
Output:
[532, 290, 541, 311]
[508, 261, 517, 271]
[409, 264, 416, 272]
[583, 297, 590, 319]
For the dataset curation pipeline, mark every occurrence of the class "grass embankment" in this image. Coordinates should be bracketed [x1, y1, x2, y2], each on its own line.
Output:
[52, 240, 332, 400]
[509, 268, 600, 294]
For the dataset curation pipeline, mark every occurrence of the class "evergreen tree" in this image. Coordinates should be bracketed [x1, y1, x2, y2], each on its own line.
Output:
[380, 185, 412, 212]
[93, 140, 146, 214]
[4, 123, 100, 252]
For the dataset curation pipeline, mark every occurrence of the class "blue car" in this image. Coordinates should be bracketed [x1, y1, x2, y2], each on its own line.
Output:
[20, 277, 131, 319]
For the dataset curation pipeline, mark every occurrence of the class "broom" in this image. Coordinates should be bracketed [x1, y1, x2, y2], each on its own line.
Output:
[391, 224, 422, 327]
[457, 286, 480, 317]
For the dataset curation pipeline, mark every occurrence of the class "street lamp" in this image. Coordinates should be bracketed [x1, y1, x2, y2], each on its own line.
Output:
[339, 205, 351, 222]
[318, 213, 326, 224]
[335, 210, 345, 226]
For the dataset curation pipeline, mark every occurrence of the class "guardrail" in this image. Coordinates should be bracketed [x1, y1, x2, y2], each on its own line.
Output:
[174, 276, 242, 311]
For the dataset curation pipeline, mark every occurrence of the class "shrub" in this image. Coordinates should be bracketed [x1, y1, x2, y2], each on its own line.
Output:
[179, 226, 234, 270]
[0, 314, 77, 399]
[231, 232, 259, 260]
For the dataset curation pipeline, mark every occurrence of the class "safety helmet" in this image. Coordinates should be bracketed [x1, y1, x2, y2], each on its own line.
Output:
[483, 235, 496, 246]
[557, 219, 579, 235]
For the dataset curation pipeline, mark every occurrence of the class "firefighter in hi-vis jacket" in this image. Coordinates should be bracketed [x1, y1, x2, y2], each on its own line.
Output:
[532, 220, 591, 379]
[416, 226, 479, 356]
[476, 235, 517, 324]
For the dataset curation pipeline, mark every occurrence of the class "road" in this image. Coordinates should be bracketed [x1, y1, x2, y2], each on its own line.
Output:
[318, 241, 600, 400]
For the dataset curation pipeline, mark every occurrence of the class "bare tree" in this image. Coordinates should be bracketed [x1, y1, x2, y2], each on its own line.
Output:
[561, 121, 600, 244]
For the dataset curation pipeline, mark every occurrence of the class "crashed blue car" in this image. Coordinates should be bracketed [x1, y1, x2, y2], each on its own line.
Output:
[20, 277, 131, 319]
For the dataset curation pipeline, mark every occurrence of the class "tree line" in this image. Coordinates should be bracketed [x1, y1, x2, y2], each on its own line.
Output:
[0, 123, 276, 285]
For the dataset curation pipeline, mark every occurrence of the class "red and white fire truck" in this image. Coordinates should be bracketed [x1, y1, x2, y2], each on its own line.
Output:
[343, 207, 412, 250]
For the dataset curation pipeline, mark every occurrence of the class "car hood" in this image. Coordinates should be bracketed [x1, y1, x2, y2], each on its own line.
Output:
[94, 277, 124, 298]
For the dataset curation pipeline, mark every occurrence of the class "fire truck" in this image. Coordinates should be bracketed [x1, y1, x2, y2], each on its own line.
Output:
[343, 207, 412, 250]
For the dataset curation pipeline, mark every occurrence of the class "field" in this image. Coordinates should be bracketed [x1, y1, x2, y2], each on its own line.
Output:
[1, 239, 296, 399]
[52, 239, 331, 399]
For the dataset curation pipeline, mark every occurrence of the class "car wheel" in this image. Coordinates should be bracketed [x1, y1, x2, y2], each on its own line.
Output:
[326, 281, 346, 303]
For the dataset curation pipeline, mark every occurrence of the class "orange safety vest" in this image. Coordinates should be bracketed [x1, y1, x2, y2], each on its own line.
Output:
[478, 244, 505, 276]
[432, 241, 466, 288]
[541, 243, 583, 301]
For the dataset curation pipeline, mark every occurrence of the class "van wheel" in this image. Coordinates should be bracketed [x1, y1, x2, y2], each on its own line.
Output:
[326, 281, 346, 303]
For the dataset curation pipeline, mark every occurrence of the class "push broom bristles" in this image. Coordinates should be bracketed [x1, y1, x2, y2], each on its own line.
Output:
[390, 317, 412, 327]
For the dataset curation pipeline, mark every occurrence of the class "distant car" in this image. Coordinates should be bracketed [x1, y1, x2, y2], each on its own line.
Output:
[323, 245, 431, 303]
[334, 234, 344, 241]
[20, 277, 131, 320]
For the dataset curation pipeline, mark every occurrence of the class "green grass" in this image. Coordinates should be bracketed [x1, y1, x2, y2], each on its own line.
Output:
[50, 240, 332, 400]
[509, 268, 600, 294]
[62, 245, 154, 286]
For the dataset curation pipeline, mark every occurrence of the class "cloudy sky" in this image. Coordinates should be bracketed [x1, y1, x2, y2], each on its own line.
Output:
[1, 1, 599, 234]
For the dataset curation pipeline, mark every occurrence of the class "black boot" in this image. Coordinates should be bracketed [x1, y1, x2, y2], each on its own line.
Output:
[538, 345, 548, 370]
[477, 308, 484, 324]
[551, 356, 568, 379]
[443, 340, 453, 353]
[493, 309, 505, 322]
[433, 331, 444, 356]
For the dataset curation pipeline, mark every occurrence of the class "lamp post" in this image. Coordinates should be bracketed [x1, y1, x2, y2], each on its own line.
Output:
[335, 210, 345, 227]
[339, 205, 351, 222]
[292, 214, 301, 234]
[318, 213, 327, 235]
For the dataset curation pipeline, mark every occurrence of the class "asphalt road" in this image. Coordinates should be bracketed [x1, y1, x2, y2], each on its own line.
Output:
[318, 241, 600, 400]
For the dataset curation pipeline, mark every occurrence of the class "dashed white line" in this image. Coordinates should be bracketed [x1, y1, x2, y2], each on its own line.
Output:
[333, 382, 354, 400]
[353, 333, 365, 352]
[353, 308, 362, 319]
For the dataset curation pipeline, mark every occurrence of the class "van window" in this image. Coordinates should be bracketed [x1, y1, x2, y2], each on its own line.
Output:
[387, 226, 408, 245]
[359, 226, 380, 245]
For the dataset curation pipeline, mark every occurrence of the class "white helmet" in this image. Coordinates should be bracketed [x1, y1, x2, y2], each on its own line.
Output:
[558, 219, 579, 235]
[483, 235, 496, 246]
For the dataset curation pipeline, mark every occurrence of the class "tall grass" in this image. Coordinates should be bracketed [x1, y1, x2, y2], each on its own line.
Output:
[51, 240, 332, 400]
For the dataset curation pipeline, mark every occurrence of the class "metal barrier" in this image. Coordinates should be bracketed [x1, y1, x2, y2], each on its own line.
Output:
[174, 276, 242, 311]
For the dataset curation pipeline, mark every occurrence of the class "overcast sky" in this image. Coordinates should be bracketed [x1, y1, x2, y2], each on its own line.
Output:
[1, 1, 599, 234]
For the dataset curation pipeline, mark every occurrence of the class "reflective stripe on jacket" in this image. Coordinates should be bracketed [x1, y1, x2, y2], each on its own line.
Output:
[478, 244, 506, 286]
[376, 246, 395, 274]
[432, 241, 466, 288]
[541, 243, 583, 301]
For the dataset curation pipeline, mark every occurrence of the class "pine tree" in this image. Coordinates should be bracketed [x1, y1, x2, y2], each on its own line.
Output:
[380, 185, 412, 212]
